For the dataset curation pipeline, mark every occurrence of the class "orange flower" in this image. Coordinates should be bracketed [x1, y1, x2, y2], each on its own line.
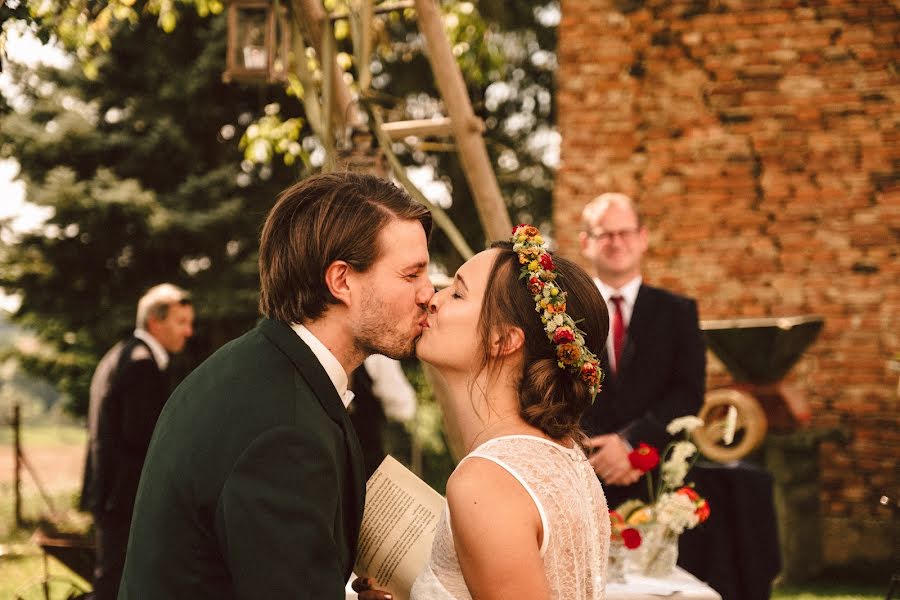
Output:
[556, 343, 581, 365]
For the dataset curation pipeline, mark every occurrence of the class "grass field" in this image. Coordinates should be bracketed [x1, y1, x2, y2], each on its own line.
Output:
[0, 424, 891, 599]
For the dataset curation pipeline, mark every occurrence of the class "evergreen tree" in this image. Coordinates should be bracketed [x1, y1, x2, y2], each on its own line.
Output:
[0, 11, 303, 414]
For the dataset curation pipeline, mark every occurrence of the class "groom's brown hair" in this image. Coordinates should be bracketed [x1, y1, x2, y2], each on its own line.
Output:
[258, 172, 432, 323]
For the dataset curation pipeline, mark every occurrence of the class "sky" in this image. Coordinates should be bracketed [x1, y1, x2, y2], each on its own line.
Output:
[1, 25, 70, 313]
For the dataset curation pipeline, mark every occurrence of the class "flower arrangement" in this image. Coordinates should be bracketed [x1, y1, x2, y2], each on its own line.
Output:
[609, 510, 642, 549]
[613, 416, 711, 577]
[510, 224, 603, 399]
[616, 416, 711, 534]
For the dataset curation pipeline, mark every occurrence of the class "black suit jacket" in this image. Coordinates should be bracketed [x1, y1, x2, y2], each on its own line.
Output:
[119, 319, 365, 599]
[81, 335, 168, 517]
[581, 284, 706, 504]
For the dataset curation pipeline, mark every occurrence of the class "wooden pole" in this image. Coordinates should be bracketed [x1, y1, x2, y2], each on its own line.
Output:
[413, 0, 512, 242]
[13, 402, 22, 527]
[293, 0, 361, 130]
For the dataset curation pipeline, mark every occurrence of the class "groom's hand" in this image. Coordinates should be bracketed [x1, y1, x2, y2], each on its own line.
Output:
[587, 434, 642, 486]
[351, 577, 393, 600]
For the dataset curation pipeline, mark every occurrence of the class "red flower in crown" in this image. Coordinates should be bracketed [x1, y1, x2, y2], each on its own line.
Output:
[628, 443, 660, 472]
[553, 327, 575, 344]
[580, 362, 601, 387]
[539, 253, 555, 271]
[528, 277, 544, 294]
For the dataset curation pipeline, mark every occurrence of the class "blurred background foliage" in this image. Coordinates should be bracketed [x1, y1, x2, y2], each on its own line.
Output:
[0, 0, 559, 484]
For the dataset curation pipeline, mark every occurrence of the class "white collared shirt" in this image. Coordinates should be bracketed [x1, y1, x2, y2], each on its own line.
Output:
[593, 275, 642, 372]
[291, 324, 355, 408]
[133, 328, 169, 371]
[363, 354, 417, 422]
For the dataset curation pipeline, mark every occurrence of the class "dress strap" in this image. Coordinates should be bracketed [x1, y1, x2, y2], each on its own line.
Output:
[461, 452, 550, 557]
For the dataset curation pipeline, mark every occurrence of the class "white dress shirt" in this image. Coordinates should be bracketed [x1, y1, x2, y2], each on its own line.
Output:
[362, 354, 417, 422]
[291, 324, 355, 408]
[133, 328, 169, 371]
[593, 275, 642, 373]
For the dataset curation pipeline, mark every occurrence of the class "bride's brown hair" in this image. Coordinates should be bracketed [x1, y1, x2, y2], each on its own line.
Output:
[476, 242, 609, 441]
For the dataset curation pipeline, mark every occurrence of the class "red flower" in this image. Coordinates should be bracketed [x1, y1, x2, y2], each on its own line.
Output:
[696, 499, 711, 523]
[539, 253, 555, 271]
[580, 362, 601, 388]
[677, 486, 700, 502]
[628, 443, 660, 472]
[553, 327, 575, 344]
[621, 527, 642, 549]
[528, 277, 544, 294]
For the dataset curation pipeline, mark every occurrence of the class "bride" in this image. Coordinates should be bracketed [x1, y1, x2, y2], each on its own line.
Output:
[358, 225, 611, 599]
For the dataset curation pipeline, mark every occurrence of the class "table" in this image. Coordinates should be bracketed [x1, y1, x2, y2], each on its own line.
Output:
[608, 565, 722, 599]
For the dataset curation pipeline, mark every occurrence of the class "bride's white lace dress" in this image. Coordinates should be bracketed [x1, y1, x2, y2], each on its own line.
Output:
[410, 435, 610, 599]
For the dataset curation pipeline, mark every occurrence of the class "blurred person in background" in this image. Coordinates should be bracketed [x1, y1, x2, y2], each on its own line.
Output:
[80, 283, 193, 600]
[578, 193, 706, 509]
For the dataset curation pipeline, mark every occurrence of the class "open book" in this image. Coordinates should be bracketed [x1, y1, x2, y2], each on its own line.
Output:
[354, 456, 445, 600]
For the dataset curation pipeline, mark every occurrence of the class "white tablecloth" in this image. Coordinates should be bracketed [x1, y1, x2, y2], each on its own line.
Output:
[346, 566, 721, 599]
[607, 565, 722, 599]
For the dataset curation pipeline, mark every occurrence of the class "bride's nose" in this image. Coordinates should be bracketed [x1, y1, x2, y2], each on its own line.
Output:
[428, 289, 444, 314]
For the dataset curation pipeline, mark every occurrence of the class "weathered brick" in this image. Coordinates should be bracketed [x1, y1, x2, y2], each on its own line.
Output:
[554, 0, 899, 569]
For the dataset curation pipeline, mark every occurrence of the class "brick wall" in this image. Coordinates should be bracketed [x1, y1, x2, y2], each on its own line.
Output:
[554, 0, 899, 567]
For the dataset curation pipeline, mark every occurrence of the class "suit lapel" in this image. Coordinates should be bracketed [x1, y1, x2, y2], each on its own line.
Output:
[257, 319, 366, 567]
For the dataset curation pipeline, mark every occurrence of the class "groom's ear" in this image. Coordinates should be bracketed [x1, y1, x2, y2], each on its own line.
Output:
[324, 260, 353, 307]
[490, 326, 525, 358]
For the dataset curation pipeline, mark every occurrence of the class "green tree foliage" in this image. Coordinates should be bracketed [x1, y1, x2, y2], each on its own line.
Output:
[0, 11, 304, 414]
[0, 0, 560, 416]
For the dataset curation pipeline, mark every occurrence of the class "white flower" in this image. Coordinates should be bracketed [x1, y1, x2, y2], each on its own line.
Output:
[655, 492, 700, 535]
[661, 441, 697, 489]
[666, 416, 704, 436]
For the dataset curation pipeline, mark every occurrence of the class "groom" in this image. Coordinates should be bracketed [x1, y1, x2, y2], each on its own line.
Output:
[119, 172, 433, 598]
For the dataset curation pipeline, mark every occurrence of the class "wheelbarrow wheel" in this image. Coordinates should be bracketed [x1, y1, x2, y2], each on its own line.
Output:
[694, 388, 767, 462]
[13, 577, 90, 600]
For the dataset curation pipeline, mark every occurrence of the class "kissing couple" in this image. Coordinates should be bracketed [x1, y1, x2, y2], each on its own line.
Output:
[118, 172, 611, 600]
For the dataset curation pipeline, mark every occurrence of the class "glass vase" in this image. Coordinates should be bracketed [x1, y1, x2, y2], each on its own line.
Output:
[607, 539, 627, 584]
[638, 524, 679, 578]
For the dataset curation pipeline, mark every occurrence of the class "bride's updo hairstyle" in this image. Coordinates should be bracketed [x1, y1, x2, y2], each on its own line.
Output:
[477, 242, 609, 440]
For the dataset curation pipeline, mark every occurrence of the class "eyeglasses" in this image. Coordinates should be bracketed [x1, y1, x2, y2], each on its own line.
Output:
[586, 227, 641, 243]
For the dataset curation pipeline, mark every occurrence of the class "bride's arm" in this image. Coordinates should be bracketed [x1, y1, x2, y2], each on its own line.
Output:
[447, 458, 551, 600]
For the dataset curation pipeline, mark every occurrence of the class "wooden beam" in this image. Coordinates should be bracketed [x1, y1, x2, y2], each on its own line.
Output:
[413, 0, 512, 242]
[382, 117, 455, 140]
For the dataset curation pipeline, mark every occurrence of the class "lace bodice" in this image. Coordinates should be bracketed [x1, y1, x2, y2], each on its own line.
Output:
[410, 435, 610, 599]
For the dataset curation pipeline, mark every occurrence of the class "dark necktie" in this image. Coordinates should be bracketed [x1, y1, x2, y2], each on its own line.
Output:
[610, 295, 626, 372]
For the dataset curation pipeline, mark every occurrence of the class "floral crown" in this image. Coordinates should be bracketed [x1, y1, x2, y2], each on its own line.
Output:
[511, 224, 603, 400]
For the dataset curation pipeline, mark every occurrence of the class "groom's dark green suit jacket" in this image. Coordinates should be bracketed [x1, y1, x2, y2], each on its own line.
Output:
[119, 319, 365, 599]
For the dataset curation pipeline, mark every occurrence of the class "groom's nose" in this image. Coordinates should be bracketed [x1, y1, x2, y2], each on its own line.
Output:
[416, 283, 436, 310]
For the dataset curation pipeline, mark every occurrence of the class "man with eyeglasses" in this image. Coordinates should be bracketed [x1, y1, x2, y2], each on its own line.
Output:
[578, 193, 706, 509]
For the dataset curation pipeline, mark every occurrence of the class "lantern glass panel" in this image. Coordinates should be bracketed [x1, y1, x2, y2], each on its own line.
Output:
[237, 8, 268, 70]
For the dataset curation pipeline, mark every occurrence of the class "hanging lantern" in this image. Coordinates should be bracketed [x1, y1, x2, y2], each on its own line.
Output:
[224, 0, 289, 84]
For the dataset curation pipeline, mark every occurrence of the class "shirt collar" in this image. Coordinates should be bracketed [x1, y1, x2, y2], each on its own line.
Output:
[133, 329, 169, 371]
[290, 324, 354, 408]
[594, 275, 642, 308]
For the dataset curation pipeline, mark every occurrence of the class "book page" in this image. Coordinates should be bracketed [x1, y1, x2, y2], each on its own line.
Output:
[354, 455, 445, 600]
